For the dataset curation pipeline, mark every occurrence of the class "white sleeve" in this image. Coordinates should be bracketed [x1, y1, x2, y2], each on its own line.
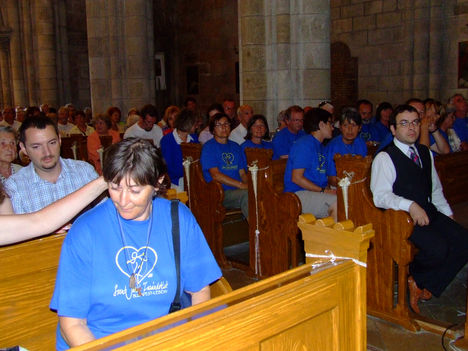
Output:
[429, 152, 453, 216]
[370, 152, 414, 212]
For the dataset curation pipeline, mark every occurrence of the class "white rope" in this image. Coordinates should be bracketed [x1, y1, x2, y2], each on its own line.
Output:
[337, 171, 367, 220]
[183, 157, 199, 208]
[248, 161, 261, 276]
[306, 249, 367, 268]
[97, 147, 104, 171]
[71, 141, 77, 160]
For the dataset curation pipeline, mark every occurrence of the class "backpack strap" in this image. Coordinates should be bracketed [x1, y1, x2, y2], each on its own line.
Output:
[168, 199, 181, 313]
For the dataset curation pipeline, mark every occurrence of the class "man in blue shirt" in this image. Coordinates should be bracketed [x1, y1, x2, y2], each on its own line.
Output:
[5, 116, 98, 214]
[449, 93, 468, 150]
[272, 105, 306, 159]
[326, 108, 367, 187]
[284, 108, 337, 220]
[357, 99, 375, 142]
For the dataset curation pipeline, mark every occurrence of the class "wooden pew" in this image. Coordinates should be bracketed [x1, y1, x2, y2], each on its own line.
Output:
[0, 233, 65, 351]
[180, 143, 230, 268]
[334, 154, 420, 331]
[70, 260, 366, 351]
[435, 150, 468, 206]
[0, 232, 232, 351]
[244, 148, 302, 278]
[61, 134, 88, 161]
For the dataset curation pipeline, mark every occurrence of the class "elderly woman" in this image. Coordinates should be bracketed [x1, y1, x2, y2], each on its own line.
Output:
[240, 114, 274, 154]
[87, 114, 121, 175]
[0, 126, 22, 184]
[69, 110, 95, 136]
[159, 105, 180, 135]
[160, 109, 199, 191]
[51, 138, 221, 349]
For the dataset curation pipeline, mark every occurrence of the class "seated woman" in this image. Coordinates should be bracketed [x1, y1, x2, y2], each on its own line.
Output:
[0, 126, 22, 184]
[107, 106, 125, 133]
[50, 138, 221, 350]
[372, 102, 393, 143]
[199, 103, 224, 144]
[87, 114, 121, 175]
[160, 109, 199, 191]
[430, 105, 460, 152]
[159, 105, 180, 136]
[240, 114, 274, 155]
[201, 113, 249, 219]
[69, 110, 95, 136]
[325, 108, 367, 187]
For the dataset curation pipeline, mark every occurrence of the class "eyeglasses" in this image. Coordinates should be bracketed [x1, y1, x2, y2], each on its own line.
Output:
[215, 123, 230, 128]
[397, 119, 420, 128]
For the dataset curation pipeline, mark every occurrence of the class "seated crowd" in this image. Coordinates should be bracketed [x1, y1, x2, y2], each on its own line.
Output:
[1, 93, 468, 348]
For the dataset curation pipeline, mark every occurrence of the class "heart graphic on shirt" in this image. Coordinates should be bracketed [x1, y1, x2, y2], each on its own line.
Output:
[115, 246, 157, 285]
[222, 152, 234, 166]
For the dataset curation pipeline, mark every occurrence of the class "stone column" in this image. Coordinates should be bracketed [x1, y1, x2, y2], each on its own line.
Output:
[86, 0, 155, 115]
[239, 0, 331, 127]
[0, 29, 12, 107]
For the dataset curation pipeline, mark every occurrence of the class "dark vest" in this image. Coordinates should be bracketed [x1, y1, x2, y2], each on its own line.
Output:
[385, 142, 438, 219]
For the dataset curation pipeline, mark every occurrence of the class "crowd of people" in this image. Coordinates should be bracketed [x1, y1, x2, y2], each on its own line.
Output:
[0, 92, 468, 348]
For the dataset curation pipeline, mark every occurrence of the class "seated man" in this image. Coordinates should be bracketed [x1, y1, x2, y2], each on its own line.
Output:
[371, 104, 468, 313]
[272, 105, 306, 159]
[123, 104, 164, 147]
[229, 104, 253, 145]
[201, 113, 248, 219]
[5, 115, 98, 214]
[357, 99, 376, 142]
[284, 108, 337, 220]
[325, 108, 367, 187]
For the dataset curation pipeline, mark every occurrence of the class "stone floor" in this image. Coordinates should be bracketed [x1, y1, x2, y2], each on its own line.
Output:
[221, 200, 468, 351]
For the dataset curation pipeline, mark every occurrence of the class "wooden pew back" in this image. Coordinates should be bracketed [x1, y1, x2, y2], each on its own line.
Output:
[334, 154, 419, 331]
[245, 148, 302, 278]
[181, 143, 229, 267]
[0, 233, 65, 351]
[61, 134, 88, 161]
[435, 150, 468, 205]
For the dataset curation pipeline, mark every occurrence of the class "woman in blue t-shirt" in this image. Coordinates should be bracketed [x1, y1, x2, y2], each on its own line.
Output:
[241, 114, 274, 156]
[51, 138, 221, 350]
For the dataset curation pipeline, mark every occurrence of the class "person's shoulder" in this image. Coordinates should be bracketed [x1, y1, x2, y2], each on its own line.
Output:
[5, 163, 32, 185]
[62, 158, 97, 175]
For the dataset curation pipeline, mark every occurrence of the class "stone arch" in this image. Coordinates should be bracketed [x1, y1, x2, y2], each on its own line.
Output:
[331, 41, 358, 114]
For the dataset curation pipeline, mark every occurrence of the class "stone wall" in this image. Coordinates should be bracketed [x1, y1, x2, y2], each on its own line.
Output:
[331, 0, 468, 106]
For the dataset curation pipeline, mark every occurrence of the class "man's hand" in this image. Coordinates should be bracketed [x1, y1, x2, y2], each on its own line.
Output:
[409, 202, 429, 226]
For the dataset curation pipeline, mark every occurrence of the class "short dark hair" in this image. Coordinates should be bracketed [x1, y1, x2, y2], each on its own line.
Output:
[106, 106, 121, 118]
[140, 104, 159, 122]
[357, 99, 373, 110]
[93, 113, 112, 129]
[209, 113, 230, 134]
[303, 108, 331, 134]
[19, 115, 59, 144]
[285, 105, 303, 121]
[405, 98, 423, 106]
[389, 104, 419, 127]
[174, 108, 197, 133]
[375, 102, 393, 122]
[102, 138, 169, 194]
[340, 107, 362, 126]
[245, 114, 270, 141]
[184, 97, 197, 106]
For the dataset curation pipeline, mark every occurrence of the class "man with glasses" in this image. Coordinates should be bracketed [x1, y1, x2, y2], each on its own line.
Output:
[371, 104, 468, 314]
[284, 108, 337, 221]
[272, 105, 306, 159]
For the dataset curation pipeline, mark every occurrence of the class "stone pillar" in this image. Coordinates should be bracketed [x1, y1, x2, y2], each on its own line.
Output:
[86, 0, 155, 115]
[0, 29, 12, 107]
[239, 0, 331, 127]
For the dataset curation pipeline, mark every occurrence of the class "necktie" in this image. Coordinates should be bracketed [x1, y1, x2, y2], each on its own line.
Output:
[409, 146, 421, 167]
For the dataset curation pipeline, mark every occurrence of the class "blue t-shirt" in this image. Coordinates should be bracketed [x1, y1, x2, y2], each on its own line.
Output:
[241, 139, 275, 157]
[452, 118, 468, 142]
[371, 121, 391, 143]
[325, 135, 367, 176]
[429, 129, 453, 152]
[272, 128, 306, 159]
[50, 198, 221, 350]
[201, 138, 247, 190]
[160, 132, 198, 186]
[284, 134, 329, 192]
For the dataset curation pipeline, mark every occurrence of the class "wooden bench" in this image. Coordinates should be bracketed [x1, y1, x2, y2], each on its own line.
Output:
[0, 232, 232, 351]
[334, 154, 419, 331]
[244, 148, 302, 278]
[61, 134, 88, 161]
[181, 143, 231, 268]
[435, 150, 468, 206]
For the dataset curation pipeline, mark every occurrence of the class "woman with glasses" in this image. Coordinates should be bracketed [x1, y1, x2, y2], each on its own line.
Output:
[201, 113, 248, 219]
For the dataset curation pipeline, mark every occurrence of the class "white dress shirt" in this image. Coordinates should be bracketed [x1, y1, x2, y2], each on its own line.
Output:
[228, 124, 247, 145]
[370, 137, 452, 216]
[123, 122, 163, 147]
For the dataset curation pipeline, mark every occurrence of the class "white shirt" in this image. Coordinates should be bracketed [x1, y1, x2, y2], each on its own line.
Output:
[57, 123, 75, 137]
[370, 137, 452, 216]
[123, 122, 163, 147]
[0, 120, 22, 132]
[228, 123, 247, 145]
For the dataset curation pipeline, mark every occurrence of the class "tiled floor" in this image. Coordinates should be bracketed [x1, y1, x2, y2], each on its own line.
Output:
[221, 200, 468, 351]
